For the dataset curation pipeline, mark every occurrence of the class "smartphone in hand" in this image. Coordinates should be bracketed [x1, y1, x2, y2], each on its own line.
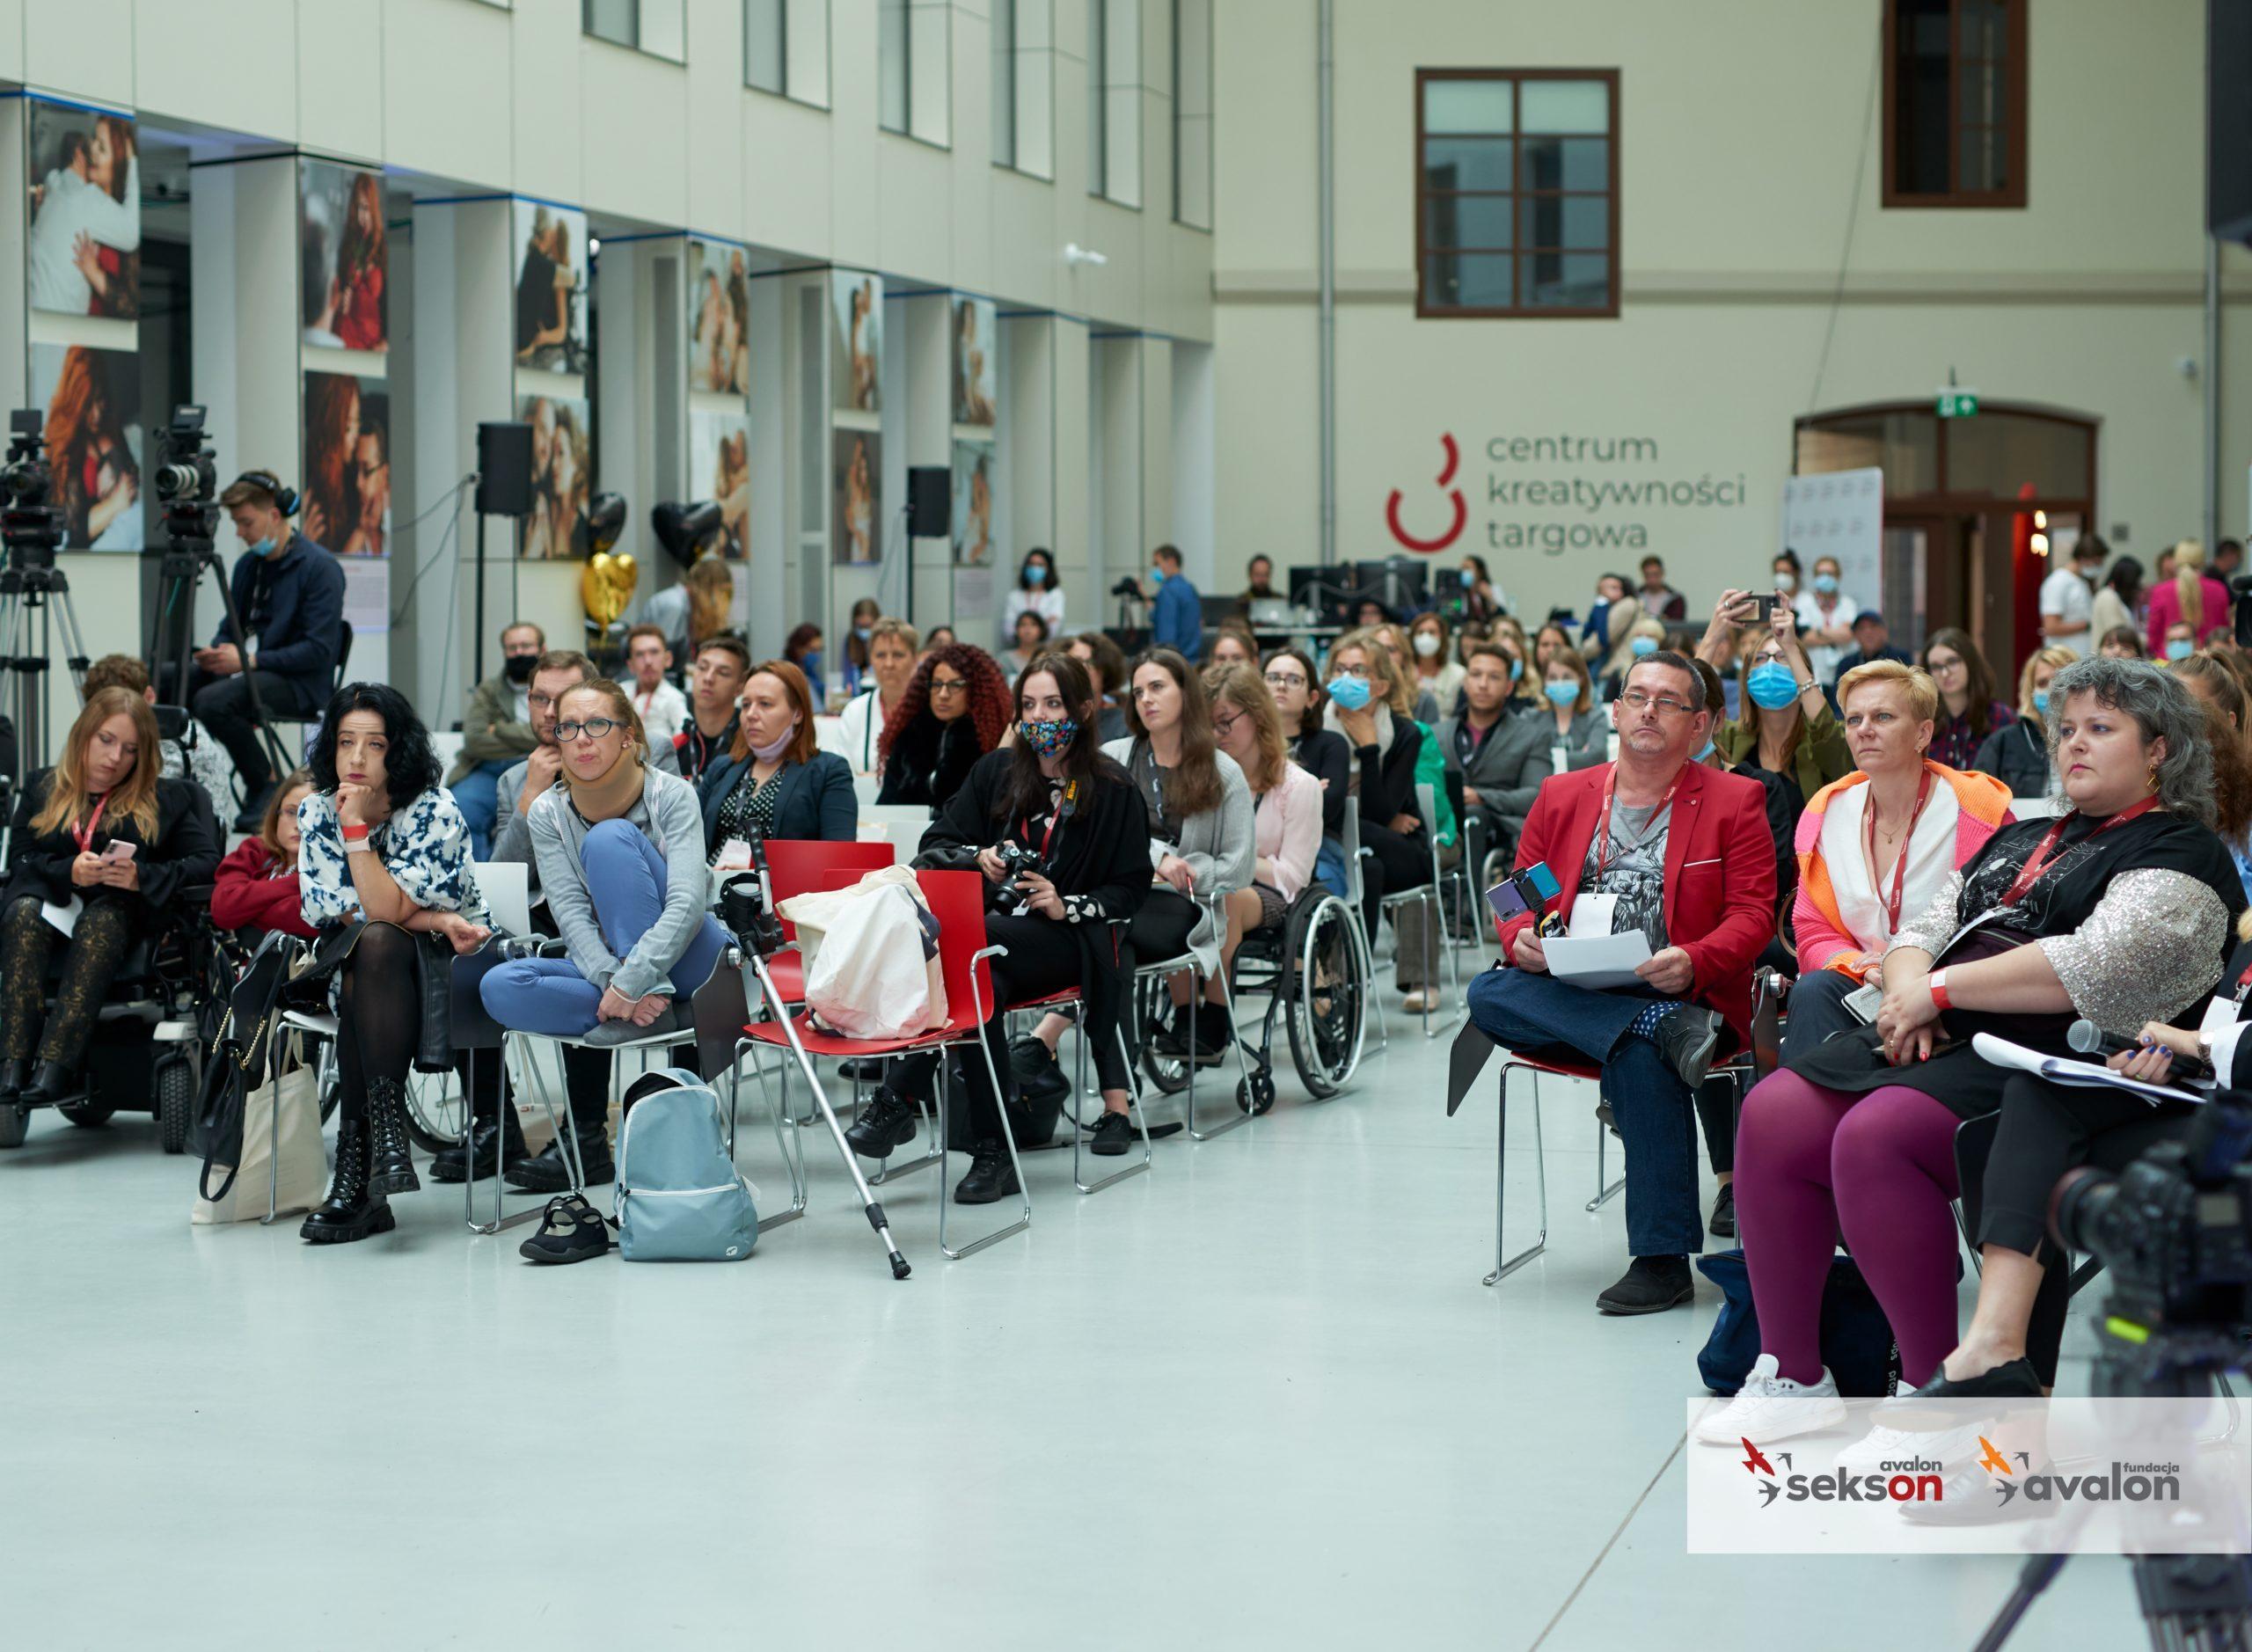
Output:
[99, 841, 136, 863]
[1748, 593, 1780, 621]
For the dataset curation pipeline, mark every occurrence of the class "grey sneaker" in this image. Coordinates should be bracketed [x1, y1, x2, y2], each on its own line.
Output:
[1655, 1006, 1721, 1092]
[583, 1005, 679, 1046]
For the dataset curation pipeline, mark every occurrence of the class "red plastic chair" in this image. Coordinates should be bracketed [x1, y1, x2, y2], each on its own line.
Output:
[741, 869, 1029, 1260]
[757, 839, 896, 1001]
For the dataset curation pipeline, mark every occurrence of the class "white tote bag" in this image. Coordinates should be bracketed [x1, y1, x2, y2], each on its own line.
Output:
[192, 1038, 329, 1224]
[779, 867, 946, 1040]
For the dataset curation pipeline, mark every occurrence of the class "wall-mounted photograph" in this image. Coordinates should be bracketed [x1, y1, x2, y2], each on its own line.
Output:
[953, 296, 996, 428]
[688, 411, 750, 559]
[833, 428, 881, 566]
[690, 238, 750, 395]
[952, 440, 994, 567]
[515, 200, 589, 373]
[28, 103, 139, 320]
[302, 160, 388, 352]
[520, 393, 592, 559]
[830, 269, 881, 413]
[303, 372, 391, 557]
[31, 344, 140, 551]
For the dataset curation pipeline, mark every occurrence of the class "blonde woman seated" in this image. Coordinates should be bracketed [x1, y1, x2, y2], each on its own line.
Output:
[1206, 663, 1322, 955]
[1783, 661, 2013, 1058]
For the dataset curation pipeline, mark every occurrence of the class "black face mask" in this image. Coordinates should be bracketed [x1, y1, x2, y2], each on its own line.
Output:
[503, 654, 537, 683]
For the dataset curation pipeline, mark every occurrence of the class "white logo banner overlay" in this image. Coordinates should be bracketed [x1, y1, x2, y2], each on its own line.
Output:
[1685, 1398, 2251, 1556]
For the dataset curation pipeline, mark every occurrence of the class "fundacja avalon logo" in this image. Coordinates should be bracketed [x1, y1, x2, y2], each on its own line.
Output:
[1975, 1444, 2182, 1510]
[1384, 433, 1467, 553]
[1738, 1437, 1944, 1509]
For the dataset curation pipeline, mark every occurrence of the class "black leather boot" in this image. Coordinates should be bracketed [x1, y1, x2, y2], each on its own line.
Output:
[363, 1075, 420, 1195]
[300, 1121, 396, 1244]
[505, 1118, 616, 1191]
[430, 1102, 529, 1184]
[0, 1058, 31, 1103]
[18, 1060, 84, 1107]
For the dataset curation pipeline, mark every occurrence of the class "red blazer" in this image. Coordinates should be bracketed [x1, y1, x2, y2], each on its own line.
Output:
[211, 838, 317, 939]
[1496, 760, 1776, 1048]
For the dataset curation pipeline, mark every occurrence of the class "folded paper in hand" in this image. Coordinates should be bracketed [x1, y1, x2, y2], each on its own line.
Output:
[1970, 1032, 2209, 1106]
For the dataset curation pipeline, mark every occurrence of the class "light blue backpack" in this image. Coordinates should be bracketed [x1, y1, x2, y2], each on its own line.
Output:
[614, 1069, 759, 1262]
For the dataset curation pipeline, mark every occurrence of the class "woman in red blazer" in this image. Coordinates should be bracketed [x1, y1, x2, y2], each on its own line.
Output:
[211, 768, 318, 940]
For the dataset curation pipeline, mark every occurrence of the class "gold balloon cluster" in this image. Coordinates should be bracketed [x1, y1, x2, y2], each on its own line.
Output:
[581, 551, 638, 629]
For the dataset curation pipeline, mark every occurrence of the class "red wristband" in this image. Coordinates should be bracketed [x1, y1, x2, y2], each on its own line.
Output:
[340, 822, 370, 843]
[1927, 969, 1951, 1012]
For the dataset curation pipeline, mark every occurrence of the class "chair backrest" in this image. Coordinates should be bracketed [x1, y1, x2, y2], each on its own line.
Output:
[334, 619, 355, 687]
[473, 859, 533, 939]
[915, 868, 995, 1033]
[1415, 780, 1443, 870]
[1341, 807, 1365, 905]
[858, 803, 935, 848]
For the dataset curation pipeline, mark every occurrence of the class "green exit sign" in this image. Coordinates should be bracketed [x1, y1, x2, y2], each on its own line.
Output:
[1937, 388, 1979, 419]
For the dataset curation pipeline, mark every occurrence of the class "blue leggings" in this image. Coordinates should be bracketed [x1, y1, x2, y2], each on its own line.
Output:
[479, 821, 728, 1036]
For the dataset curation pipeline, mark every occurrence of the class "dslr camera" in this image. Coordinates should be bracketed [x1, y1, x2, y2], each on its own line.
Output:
[991, 840, 1042, 912]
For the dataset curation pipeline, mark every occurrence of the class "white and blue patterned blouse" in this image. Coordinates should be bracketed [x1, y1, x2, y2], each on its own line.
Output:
[298, 786, 486, 932]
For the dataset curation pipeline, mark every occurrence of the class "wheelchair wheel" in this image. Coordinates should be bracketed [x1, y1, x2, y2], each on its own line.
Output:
[1286, 894, 1366, 1099]
[0, 1101, 27, 1149]
[1134, 973, 1191, 1096]
[405, 1071, 465, 1155]
[156, 1058, 195, 1155]
[58, 1101, 115, 1129]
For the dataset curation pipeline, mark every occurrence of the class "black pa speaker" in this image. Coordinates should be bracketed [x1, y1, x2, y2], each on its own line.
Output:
[476, 421, 535, 517]
[907, 466, 950, 537]
[2212, 0, 2252, 244]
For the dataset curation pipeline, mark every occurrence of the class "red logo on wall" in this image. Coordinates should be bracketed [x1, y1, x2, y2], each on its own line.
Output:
[1385, 433, 1468, 554]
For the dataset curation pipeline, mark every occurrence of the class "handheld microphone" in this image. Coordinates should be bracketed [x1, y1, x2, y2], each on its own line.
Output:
[2066, 1018, 2212, 1081]
[1486, 860, 1567, 937]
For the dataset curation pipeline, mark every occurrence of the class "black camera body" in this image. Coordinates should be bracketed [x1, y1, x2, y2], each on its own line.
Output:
[991, 840, 1042, 911]
[0, 408, 62, 561]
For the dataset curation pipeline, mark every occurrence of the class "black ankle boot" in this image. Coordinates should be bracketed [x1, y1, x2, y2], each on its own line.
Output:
[363, 1076, 420, 1195]
[0, 1058, 30, 1103]
[300, 1121, 396, 1245]
[430, 1103, 529, 1184]
[506, 1119, 616, 1192]
[18, 1060, 83, 1107]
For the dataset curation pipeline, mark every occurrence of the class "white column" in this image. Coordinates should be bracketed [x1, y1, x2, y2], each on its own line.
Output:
[902, 289, 951, 634]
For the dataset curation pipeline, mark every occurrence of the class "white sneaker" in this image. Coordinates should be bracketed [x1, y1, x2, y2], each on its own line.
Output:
[1834, 1393, 1987, 1477]
[1693, 1355, 1847, 1444]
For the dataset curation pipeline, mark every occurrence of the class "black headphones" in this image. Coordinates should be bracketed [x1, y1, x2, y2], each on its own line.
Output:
[232, 470, 300, 516]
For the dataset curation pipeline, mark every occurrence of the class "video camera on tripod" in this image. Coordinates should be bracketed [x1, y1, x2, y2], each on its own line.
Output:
[0, 410, 88, 806]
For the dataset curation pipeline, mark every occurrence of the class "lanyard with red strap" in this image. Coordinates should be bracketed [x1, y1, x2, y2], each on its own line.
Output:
[1864, 769, 1936, 934]
[1019, 778, 1082, 865]
[71, 793, 109, 855]
[1590, 767, 1683, 882]
[1998, 793, 2161, 909]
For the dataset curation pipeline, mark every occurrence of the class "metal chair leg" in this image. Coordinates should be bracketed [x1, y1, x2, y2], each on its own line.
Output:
[1075, 1027, 1154, 1194]
[469, 1034, 581, 1235]
[1182, 946, 1253, 1141]
[1487, 1063, 1548, 1285]
[1587, 1078, 1625, 1213]
[731, 1039, 807, 1233]
[938, 945, 1032, 1258]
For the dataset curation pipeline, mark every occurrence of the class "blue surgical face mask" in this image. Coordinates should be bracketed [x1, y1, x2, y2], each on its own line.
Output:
[2168, 639, 2196, 662]
[1024, 564, 1047, 587]
[1813, 572, 1839, 595]
[1543, 679, 1579, 707]
[1326, 676, 1372, 712]
[1629, 635, 1659, 658]
[1508, 656, 1523, 682]
[1695, 737, 1717, 762]
[2032, 688, 2051, 716]
[250, 537, 279, 559]
[1747, 660, 1800, 710]
[854, 625, 873, 641]
[1151, 564, 1167, 585]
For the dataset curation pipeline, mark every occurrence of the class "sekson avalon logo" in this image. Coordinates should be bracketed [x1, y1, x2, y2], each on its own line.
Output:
[1738, 1437, 1945, 1509]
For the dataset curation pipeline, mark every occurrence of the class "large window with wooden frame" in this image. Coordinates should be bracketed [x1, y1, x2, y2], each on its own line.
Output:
[1883, 0, 2025, 208]
[1415, 69, 1618, 318]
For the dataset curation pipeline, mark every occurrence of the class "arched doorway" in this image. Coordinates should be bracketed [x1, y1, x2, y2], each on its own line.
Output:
[1794, 401, 2098, 678]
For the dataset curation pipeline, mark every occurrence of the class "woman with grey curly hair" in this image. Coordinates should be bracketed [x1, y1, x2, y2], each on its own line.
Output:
[1699, 656, 2247, 1444]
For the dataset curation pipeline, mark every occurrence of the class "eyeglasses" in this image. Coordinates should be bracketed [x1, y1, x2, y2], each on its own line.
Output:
[1212, 711, 1244, 740]
[928, 676, 968, 697]
[1264, 670, 1307, 690]
[1617, 690, 1697, 718]
[554, 719, 620, 741]
[1331, 662, 1371, 680]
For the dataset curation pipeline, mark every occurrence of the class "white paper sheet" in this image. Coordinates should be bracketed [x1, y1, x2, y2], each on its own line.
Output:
[1970, 1033, 2209, 1105]
[39, 896, 79, 938]
[1543, 931, 1654, 990]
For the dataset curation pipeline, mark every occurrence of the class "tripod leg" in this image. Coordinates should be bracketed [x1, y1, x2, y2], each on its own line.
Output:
[48, 588, 91, 701]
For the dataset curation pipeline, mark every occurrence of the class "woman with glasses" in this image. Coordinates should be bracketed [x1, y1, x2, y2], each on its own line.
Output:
[698, 658, 856, 851]
[1264, 646, 1351, 897]
[875, 642, 1013, 808]
[1919, 627, 2014, 771]
[1325, 629, 1438, 1005]
[1700, 590, 1851, 822]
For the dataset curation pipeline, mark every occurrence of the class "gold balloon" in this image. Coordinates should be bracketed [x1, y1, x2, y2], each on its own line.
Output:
[581, 552, 638, 628]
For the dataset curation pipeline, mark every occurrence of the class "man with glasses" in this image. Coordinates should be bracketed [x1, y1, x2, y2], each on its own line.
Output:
[1458, 649, 1774, 1315]
[675, 635, 749, 785]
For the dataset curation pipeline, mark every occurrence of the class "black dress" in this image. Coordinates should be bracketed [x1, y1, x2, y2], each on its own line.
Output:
[1786, 808, 2245, 1119]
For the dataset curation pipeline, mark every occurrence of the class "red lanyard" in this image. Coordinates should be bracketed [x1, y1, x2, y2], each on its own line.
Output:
[1863, 769, 1936, 933]
[1999, 793, 2161, 909]
[1021, 779, 1078, 863]
[1591, 767, 1683, 881]
[72, 793, 108, 855]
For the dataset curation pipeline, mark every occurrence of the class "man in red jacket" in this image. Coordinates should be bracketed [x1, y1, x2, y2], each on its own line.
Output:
[1465, 650, 1774, 1314]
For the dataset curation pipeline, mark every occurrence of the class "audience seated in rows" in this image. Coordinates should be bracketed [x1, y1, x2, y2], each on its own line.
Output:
[622, 623, 691, 749]
[676, 635, 749, 786]
[1919, 627, 2014, 771]
[1065, 630, 1132, 742]
[875, 642, 1011, 809]
[699, 659, 856, 853]
[1971, 646, 2076, 799]
[836, 618, 920, 774]
[447, 622, 549, 858]
[1323, 629, 1440, 1006]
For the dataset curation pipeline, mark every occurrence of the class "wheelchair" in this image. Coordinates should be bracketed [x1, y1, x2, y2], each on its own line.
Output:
[0, 884, 219, 1152]
[1135, 883, 1369, 1114]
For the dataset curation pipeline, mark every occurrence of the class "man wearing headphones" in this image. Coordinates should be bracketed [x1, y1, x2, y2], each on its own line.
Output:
[191, 471, 347, 830]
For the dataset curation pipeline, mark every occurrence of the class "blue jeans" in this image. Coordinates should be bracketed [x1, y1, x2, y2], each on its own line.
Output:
[479, 822, 729, 1036]
[1314, 837, 1349, 900]
[1465, 964, 1704, 1258]
[1779, 967, 1862, 1064]
[450, 757, 515, 859]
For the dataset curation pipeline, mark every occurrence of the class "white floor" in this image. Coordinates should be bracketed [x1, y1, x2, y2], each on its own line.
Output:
[0, 982, 2153, 1649]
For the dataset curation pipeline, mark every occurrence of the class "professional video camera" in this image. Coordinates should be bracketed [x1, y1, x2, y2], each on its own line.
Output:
[0, 408, 84, 787]
[0, 409, 57, 524]
[152, 407, 218, 509]
[990, 840, 1042, 912]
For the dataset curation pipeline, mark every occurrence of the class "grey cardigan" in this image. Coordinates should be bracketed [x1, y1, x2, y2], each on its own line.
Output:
[1102, 735, 1255, 975]
[527, 765, 711, 1000]
[494, 739, 680, 897]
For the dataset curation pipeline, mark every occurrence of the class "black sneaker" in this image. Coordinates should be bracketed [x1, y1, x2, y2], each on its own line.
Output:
[1596, 1254, 1695, 1315]
[1009, 1035, 1070, 1103]
[1913, 1356, 2044, 1400]
[1655, 1006, 1722, 1092]
[1148, 1004, 1193, 1060]
[518, 1194, 615, 1264]
[1087, 1109, 1136, 1157]
[1708, 1181, 1737, 1239]
[953, 1140, 1020, 1204]
[1185, 1004, 1233, 1067]
[844, 1088, 919, 1159]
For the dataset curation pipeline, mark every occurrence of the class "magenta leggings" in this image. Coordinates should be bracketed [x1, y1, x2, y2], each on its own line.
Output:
[1734, 1071, 1964, 1389]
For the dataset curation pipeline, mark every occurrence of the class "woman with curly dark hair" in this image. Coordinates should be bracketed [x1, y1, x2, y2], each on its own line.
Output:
[874, 642, 1012, 808]
[296, 683, 494, 1245]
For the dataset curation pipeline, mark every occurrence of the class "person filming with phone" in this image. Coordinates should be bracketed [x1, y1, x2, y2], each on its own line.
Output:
[1463, 647, 1775, 1315]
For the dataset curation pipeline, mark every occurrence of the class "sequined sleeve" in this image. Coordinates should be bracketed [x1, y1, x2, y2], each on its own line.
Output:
[2037, 868, 2228, 1036]
[1883, 870, 1963, 964]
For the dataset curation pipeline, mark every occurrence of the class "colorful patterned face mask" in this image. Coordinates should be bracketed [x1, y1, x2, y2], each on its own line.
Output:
[1019, 717, 1078, 757]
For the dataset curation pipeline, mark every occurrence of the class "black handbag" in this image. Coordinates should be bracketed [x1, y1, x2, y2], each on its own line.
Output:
[193, 932, 297, 1202]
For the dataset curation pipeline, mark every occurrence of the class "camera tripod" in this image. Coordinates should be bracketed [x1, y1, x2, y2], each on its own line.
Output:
[148, 520, 293, 794]
[0, 547, 90, 778]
